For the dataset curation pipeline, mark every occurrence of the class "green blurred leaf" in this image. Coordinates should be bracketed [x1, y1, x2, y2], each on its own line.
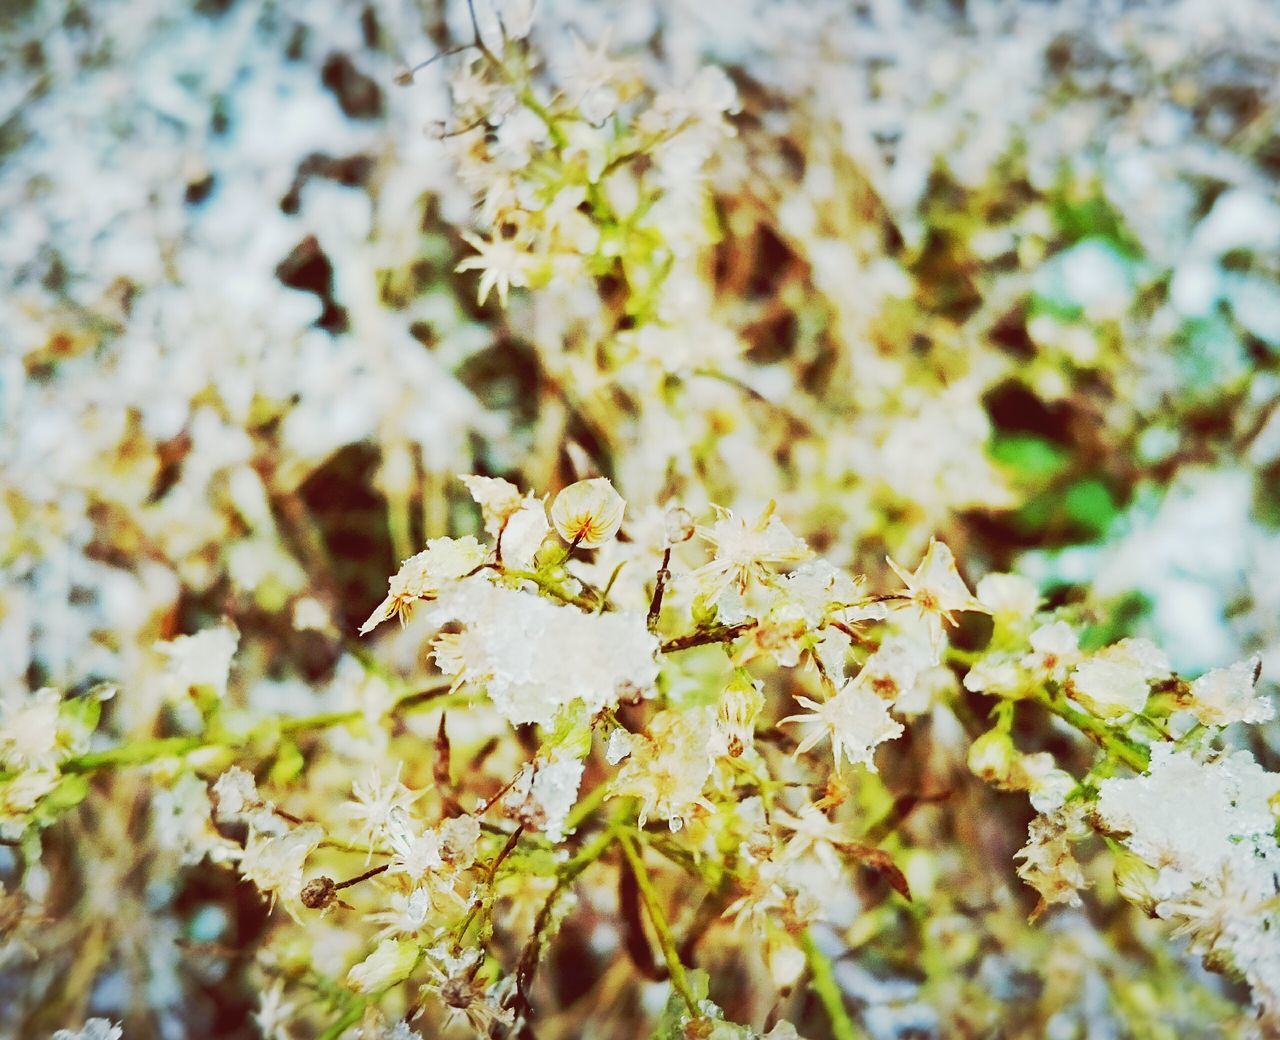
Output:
[35, 773, 91, 824]
[989, 435, 1070, 480]
[270, 739, 305, 785]
[1063, 478, 1118, 536]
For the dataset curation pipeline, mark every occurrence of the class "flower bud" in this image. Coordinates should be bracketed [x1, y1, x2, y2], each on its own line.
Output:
[766, 932, 806, 990]
[346, 938, 420, 993]
[550, 478, 626, 548]
[967, 729, 1018, 787]
[1112, 847, 1160, 916]
[717, 674, 765, 757]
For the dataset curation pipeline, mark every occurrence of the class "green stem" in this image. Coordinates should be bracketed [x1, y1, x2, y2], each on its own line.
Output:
[559, 825, 617, 881]
[517, 86, 569, 151]
[801, 929, 863, 1040]
[502, 568, 596, 611]
[63, 735, 204, 773]
[1035, 692, 1150, 773]
[615, 828, 699, 1018]
[317, 999, 366, 1040]
[563, 778, 610, 834]
[23, 684, 464, 784]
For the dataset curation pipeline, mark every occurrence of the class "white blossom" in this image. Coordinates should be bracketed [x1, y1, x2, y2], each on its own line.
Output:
[549, 478, 626, 549]
[154, 626, 239, 699]
[360, 537, 487, 634]
[1186, 656, 1272, 726]
[239, 824, 325, 908]
[1070, 638, 1170, 718]
[425, 576, 658, 727]
[779, 683, 904, 772]
[694, 505, 812, 600]
[0, 688, 63, 772]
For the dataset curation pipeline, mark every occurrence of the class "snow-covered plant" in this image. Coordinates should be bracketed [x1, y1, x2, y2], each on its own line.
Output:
[3, 0, 1280, 1038]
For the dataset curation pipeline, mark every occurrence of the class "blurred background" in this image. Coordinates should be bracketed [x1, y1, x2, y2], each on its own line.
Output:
[2, 0, 1279, 1036]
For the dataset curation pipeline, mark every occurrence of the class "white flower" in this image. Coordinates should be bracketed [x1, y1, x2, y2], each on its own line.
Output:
[211, 765, 259, 820]
[779, 683, 904, 772]
[736, 601, 809, 668]
[1022, 621, 1080, 680]
[290, 597, 331, 633]
[253, 979, 297, 1040]
[504, 753, 584, 842]
[239, 824, 324, 908]
[368, 886, 435, 939]
[1070, 638, 1170, 718]
[975, 572, 1041, 617]
[887, 538, 985, 657]
[386, 807, 445, 879]
[1096, 745, 1280, 900]
[851, 635, 929, 703]
[562, 31, 635, 124]
[438, 814, 482, 868]
[345, 766, 420, 851]
[774, 803, 848, 877]
[1, 770, 61, 840]
[693, 504, 812, 600]
[499, 497, 550, 569]
[153, 772, 243, 866]
[460, 474, 525, 535]
[424, 576, 658, 727]
[550, 478, 626, 549]
[1015, 806, 1089, 919]
[609, 709, 715, 830]
[1023, 757, 1076, 813]
[360, 536, 487, 634]
[963, 653, 1023, 696]
[1187, 656, 1272, 727]
[456, 233, 531, 308]
[0, 687, 63, 772]
[782, 560, 864, 625]
[155, 626, 239, 699]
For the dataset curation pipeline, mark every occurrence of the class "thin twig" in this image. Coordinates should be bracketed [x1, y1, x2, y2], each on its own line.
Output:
[647, 546, 672, 633]
[335, 863, 389, 891]
[395, 44, 471, 85]
[660, 622, 755, 654]
[614, 828, 699, 1017]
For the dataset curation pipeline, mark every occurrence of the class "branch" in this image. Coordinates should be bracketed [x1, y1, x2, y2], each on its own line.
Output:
[1036, 691, 1150, 773]
[660, 622, 755, 654]
[614, 828, 699, 1017]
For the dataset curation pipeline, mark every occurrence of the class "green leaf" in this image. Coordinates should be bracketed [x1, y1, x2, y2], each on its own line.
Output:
[989, 435, 1069, 481]
[33, 773, 91, 826]
[544, 702, 593, 760]
[269, 739, 305, 785]
[1063, 478, 1118, 536]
